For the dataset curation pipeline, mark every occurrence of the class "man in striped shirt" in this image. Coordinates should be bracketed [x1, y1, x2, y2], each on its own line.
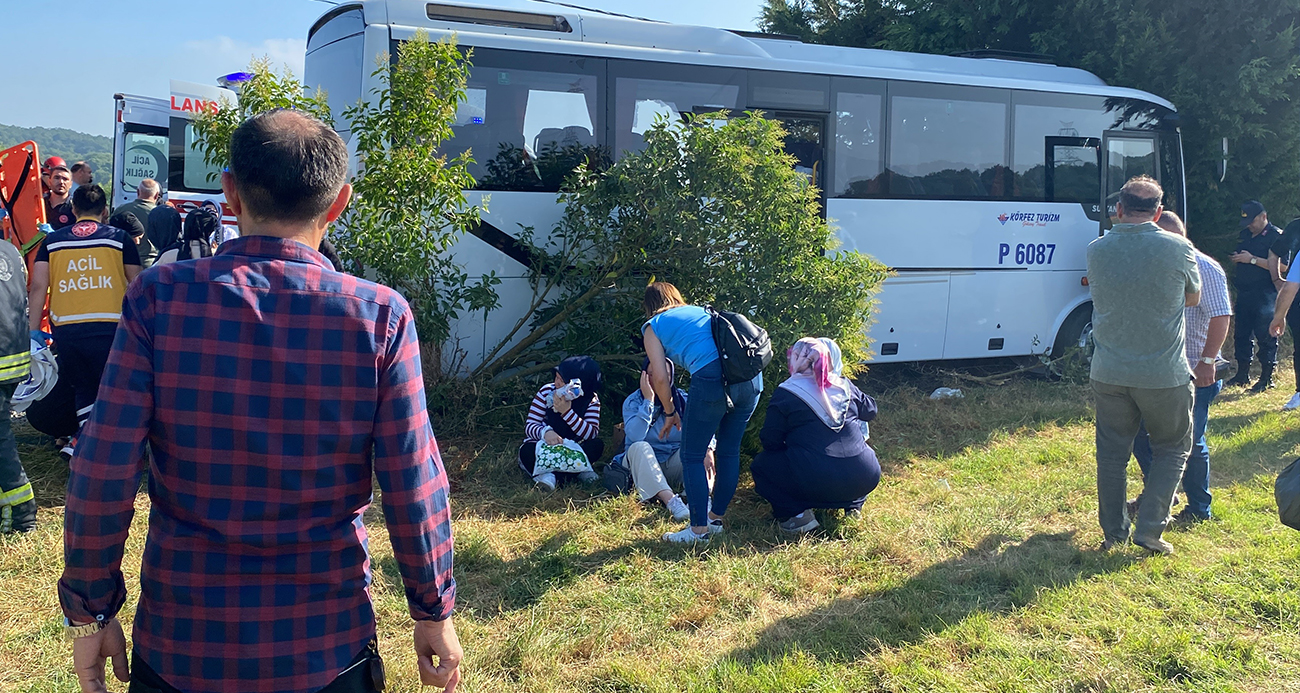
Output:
[28, 184, 142, 453]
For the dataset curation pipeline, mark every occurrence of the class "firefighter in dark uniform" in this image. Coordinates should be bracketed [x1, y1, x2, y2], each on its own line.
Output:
[0, 228, 34, 532]
[1227, 200, 1282, 391]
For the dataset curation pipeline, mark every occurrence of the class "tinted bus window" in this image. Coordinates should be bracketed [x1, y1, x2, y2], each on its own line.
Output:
[445, 50, 605, 192]
[888, 83, 1010, 199]
[611, 62, 744, 159]
[1012, 93, 1119, 202]
[305, 31, 365, 137]
[830, 78, 884, 198]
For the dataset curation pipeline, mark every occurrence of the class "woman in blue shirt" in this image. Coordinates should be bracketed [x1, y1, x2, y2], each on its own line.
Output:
[642, 282, 763, 544]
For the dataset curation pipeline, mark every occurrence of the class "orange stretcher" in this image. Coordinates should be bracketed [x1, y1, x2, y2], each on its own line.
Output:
[0, 141, 52, 329]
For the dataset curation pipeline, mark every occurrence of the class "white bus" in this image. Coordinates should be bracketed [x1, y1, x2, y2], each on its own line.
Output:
[112, 81, 236, 224]
[304, 0, 1186, 367]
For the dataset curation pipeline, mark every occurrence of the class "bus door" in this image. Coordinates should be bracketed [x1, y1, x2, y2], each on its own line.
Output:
[1045, 136, 1102, 231]
[1100, 131, 1159, 229]
[771, 113, 828, 214]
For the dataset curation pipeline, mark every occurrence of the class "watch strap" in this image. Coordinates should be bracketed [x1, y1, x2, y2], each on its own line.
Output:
[63, 618, 105, 641]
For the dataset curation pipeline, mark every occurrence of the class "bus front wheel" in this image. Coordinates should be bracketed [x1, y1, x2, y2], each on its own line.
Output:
[1051, 304, 1094, 372]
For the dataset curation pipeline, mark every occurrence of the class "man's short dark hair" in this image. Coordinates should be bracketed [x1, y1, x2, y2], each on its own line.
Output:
[229, 110, 348, 223]
[1118, 175, 1163, 215]
[71, 184, 108, 217]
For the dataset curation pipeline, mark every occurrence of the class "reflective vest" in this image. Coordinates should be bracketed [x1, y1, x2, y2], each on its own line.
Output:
[0, 239, 29, 384]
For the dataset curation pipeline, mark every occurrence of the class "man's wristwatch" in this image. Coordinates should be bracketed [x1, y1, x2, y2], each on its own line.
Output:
[1200, 356, 1216, 366]
[1251, 257, 1258, 265]
[63, 616, 106, 641]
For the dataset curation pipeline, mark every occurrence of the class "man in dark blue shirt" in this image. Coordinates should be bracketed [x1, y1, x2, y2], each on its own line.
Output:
[1227, 200, 1281, 391]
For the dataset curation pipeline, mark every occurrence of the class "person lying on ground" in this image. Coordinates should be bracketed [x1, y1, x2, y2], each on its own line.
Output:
[520, 355, 604, 491]
[613, 357, 716, 521]
[752, 337, 880, 533]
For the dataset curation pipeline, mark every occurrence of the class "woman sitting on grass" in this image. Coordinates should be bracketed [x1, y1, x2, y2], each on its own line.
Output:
[751, 337, 881, 533]
[519, 356, 605, 491]
[613, 358, 716, 522]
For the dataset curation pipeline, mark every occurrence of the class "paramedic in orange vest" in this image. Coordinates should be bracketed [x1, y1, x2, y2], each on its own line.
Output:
[28, 184, 142, 454]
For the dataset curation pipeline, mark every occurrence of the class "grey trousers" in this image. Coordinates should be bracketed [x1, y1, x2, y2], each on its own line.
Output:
[626, 442, 683, 502]
[1092, 379, 1194, 544]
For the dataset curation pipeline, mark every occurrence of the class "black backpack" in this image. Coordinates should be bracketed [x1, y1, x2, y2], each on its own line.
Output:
[706, 306, 773, 385]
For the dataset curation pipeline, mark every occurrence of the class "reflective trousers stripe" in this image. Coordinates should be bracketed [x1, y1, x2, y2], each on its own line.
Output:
[0, 482, 33, 506]
[0, 351, 28, 367]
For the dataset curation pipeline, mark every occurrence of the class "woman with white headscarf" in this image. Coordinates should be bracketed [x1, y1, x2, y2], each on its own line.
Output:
[751, 337, 880, 533]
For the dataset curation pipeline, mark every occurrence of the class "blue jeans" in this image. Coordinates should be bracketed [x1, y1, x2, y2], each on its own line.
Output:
[1134, 379, 1221, 517]
[680, 359, 762, 528]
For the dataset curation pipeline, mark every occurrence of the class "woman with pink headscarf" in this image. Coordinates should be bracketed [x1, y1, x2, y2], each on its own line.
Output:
[751, 337, 880, 533]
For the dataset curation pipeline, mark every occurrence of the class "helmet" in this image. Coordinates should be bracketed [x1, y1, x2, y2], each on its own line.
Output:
[42, 156, 69, 173]
[11, 339, 58, 413]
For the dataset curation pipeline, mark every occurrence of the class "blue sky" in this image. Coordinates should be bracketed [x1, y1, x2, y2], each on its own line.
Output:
[4, 0, 765, 137]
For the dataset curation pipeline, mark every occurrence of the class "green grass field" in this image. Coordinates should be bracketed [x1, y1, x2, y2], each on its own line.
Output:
[2, 370, 1298, 692]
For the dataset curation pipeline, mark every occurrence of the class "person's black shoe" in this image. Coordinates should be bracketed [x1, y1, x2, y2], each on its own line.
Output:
[1251, 364, 1276, 393]
[1171, 507, 1212, 526]
[1225, 364, 1251, 388]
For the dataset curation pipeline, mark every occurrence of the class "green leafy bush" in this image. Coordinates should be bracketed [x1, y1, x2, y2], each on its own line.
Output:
[477, 113, 888, 401]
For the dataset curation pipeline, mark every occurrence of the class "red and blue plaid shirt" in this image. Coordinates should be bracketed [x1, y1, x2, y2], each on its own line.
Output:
[58, 236, 455, 693]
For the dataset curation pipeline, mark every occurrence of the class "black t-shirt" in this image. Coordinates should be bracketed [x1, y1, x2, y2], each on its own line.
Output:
[44, 196, 75, 230]
[1234, 223, 1281, 291]
[1272, 219, 1300, 269]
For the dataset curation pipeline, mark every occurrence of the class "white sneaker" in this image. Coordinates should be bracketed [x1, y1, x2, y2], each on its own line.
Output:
[664, 495, 690, 521]
[1285, 392, 1300, 411]
[534, 472, 557, 492]
[662, 525, 711, 544]
[577, 470, 599, 483]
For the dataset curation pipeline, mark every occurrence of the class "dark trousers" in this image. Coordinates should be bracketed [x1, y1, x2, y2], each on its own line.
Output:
[518, 438, 605, 480]
[1287, 303, 1300, 391]
[0, 382, 36, 532]
[53, 329, 116, 435]
[751, 447, 882, 521]
[1234, 288, 1278, 369]
[129, 646, 379, 693]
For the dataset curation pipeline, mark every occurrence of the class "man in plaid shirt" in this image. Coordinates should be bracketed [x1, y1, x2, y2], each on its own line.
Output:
[58, 110, 462, 693]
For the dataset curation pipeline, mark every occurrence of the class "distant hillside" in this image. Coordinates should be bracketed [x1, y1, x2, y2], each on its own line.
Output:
[0, 123, 113, 184]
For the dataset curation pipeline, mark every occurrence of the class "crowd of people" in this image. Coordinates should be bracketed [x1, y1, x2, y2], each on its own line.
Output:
[0, 109, 1295, 692]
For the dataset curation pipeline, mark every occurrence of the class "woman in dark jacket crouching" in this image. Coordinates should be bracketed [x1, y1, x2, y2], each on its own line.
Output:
[751, 337, 880, 533]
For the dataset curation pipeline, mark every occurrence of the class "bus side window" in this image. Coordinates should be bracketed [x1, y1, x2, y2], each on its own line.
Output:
[611, 62, 744, 160]
[830, 79, 884, 199]
[1011, 92, 1116, 203]
[887, 83, 1009, 199]
[444, 51, 604, 192]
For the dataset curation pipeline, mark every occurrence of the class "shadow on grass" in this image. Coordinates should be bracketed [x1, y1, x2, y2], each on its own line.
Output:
[724, 531, 1134, 664]
[375, 530, 669, 616]
[14, 418, 71, 508]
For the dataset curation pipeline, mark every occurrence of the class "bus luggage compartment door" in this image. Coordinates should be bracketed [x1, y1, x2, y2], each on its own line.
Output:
[942, 270, 1086, 360]
[867, 274, 949, 362]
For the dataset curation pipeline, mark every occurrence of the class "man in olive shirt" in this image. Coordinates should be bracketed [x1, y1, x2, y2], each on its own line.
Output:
[1087, 175, 1201, 555]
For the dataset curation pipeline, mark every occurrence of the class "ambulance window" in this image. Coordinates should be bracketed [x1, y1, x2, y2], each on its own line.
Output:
[305, 30, 365, 138]
[168, 118, 223, 194]
[121, 130, 169, 197]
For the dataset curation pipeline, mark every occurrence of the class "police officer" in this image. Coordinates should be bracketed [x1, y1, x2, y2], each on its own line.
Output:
[1227, 200, 1282, 391]
[0, 230, 34, 533]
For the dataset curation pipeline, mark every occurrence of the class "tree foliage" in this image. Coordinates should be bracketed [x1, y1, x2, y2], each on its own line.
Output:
[761, 0, 1300, 258]
[190, 57, 332, 177]
[477, 113, 888, 393]
[337, 32, 497, 345]
[191, 36, 496, 346]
